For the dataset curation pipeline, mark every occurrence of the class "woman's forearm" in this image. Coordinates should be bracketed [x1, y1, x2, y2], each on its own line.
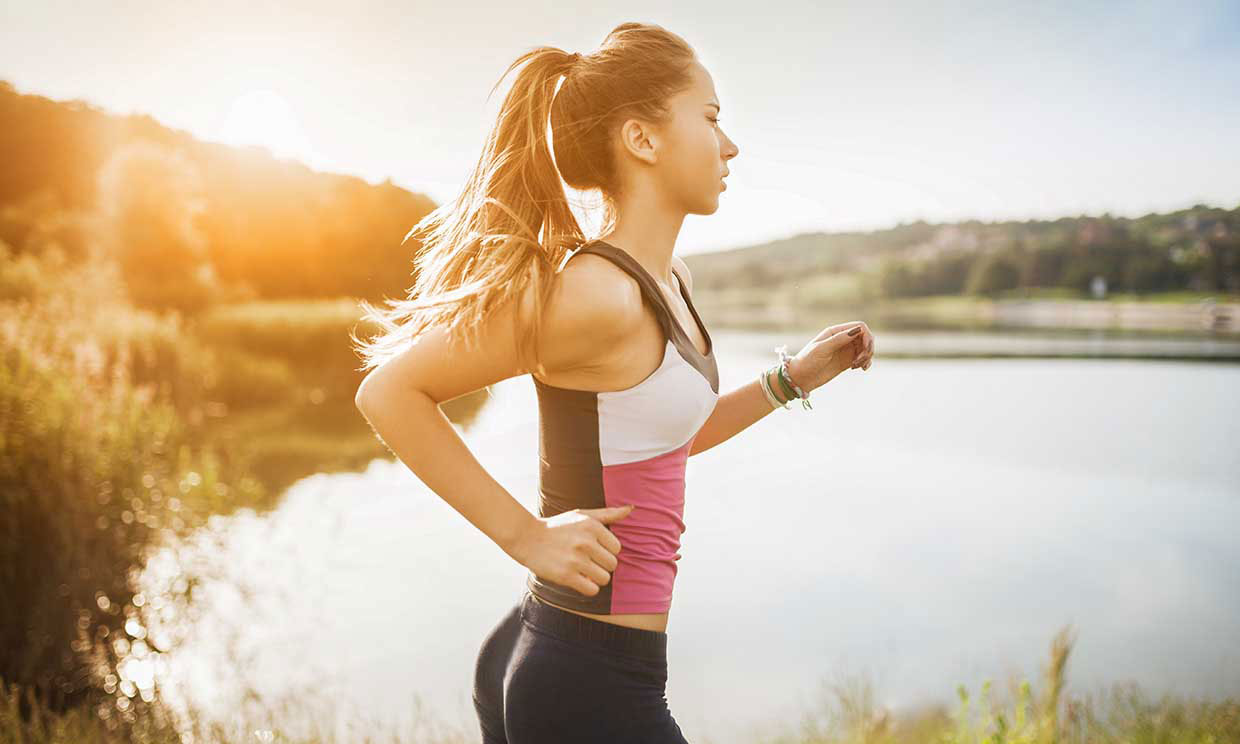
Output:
[356, 385, 536, 561]
[688, 373, 781, 455]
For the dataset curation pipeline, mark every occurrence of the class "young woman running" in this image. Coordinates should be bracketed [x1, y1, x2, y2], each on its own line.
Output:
[352, 22, 874, 744]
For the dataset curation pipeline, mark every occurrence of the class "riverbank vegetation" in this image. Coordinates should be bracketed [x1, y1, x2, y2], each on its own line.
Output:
[3, 625, 1237, 743]
[0, 248, 483, 737]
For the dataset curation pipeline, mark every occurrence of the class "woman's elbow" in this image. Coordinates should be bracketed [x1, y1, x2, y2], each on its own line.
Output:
[354, 371, 387, 414]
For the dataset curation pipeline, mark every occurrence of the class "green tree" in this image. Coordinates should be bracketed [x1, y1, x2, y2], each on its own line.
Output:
[96, 141, 218, 315]
[964, 253, 1021, 297]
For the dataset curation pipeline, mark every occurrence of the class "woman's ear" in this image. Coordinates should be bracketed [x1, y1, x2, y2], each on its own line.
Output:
[617, 118, 659, 166]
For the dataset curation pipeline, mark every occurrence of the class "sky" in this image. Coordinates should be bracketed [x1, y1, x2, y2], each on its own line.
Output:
[3, 0, 1238, 255]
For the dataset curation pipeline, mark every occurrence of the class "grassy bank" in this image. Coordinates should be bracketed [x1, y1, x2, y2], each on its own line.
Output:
[3, 627, 1238, 743]
[0, 248, 492, 738]
[0, 248, 301, 725]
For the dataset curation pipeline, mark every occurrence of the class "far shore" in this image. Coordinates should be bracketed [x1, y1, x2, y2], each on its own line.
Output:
[692, 293, 1240, 361]
[697, 291, 1237, 333]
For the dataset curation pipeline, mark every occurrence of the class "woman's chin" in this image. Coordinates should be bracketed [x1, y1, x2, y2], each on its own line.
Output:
[697, 198, 721, 215]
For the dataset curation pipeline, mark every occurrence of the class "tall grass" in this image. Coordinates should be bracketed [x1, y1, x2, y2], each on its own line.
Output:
[4, 624, 1237, 743]
[0, 246, 438, 738]
[0, 249, 268, 734]
[751, 627, 1239, 744]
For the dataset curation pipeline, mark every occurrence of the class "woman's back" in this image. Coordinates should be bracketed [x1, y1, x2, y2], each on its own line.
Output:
[527, 240, 719, 623]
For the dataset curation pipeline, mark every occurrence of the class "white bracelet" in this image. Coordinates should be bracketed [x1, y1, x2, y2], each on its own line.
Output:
[757, 370, 776, 408]
[757, 368, 788, 410]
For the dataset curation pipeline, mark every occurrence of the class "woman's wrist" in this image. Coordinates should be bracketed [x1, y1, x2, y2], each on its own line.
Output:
[762, 367, 789, 407]
[785, 355, 814, 396]
[761, 348, 816, 412]
[500, 509, 541, 567]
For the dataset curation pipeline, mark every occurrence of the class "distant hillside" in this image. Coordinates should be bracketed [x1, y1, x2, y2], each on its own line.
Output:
[0, 79, 437, 304]
[683, 206, 1240, 301]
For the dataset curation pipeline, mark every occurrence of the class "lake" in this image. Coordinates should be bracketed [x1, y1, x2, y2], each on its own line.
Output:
[135, 329, 1240, 744]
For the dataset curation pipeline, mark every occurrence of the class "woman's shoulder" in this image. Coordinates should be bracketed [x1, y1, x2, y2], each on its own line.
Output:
[536, 252, 644, 375]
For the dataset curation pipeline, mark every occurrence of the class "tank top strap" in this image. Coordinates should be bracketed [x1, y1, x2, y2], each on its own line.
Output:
[569, 240, 681, 343]
[672, 267, 714, 360]
[569, 238, 719, 394]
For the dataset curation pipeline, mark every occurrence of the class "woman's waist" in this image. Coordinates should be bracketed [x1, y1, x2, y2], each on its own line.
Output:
[529, 591, 669, 633]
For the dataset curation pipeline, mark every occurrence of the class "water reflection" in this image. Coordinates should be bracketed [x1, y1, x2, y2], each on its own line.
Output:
[202, 387, 493, 504]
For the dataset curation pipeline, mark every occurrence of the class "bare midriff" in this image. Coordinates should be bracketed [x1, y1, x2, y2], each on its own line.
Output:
[529, 592, 670, 633]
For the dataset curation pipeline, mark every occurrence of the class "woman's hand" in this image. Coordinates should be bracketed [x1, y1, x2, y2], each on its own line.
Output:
[786, 321, 875, 394]
[509, 505, 635, 597]
[850, 321, 875, 370]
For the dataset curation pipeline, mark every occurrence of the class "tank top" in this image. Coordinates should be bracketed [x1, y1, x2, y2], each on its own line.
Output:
[526, 239, 720, 614]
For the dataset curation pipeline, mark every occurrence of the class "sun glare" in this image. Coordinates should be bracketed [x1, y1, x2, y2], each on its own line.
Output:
[217, 89, 314, 163]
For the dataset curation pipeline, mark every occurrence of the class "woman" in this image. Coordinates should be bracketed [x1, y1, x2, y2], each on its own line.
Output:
[352, 22, 874, 744]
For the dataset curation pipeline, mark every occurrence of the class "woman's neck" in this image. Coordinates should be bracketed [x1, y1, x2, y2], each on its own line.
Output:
[597, 229, 680, 288]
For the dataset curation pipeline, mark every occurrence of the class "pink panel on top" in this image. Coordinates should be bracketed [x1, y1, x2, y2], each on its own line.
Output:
[600, 437, 694, 613]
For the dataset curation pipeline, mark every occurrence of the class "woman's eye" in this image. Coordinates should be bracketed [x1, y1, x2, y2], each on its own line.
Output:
[709, 117, 720, 125]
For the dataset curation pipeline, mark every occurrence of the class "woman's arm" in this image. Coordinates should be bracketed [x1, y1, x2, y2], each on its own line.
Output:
[672, 258, 871, 456]
[672, 257, 781, 454]
[688, 374, 784, 455]
[357, 376, 536, 558]
[354, 266, 633, 563]
[688, 328, 864, 455]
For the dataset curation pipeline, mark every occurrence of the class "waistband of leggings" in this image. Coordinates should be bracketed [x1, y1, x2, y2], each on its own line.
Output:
[520, 590, 667, 662]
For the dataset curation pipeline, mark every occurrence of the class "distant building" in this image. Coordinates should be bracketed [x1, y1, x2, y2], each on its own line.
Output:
[1091, 275, 1107, 299]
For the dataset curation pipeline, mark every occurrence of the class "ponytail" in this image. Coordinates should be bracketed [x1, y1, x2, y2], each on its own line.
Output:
[352, 23, 697, 378]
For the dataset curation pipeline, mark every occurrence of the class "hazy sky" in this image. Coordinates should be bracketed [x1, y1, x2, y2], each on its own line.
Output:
[3, 0, 1238, 254]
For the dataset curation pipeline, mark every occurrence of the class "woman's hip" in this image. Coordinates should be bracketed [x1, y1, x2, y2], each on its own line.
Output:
[474, 590, 688, 743]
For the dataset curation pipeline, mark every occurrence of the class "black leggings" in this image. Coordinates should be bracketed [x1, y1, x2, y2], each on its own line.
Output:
[472, 590, 690, 743]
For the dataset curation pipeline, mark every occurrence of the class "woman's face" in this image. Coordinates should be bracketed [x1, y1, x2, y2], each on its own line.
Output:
[623, 60, 739, 215]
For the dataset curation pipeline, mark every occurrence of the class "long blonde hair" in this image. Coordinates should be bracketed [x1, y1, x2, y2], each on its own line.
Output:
[350, 22, 697, 376]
